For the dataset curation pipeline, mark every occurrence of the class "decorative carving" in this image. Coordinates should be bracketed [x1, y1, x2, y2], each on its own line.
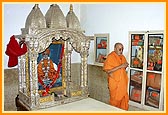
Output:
[25, 4, 46, 33]
[71, 91, 82, 96]
[45, 4, 67, 29]
[66, 4, 82, 31]
[39, 93, 55, 103]
[17, 4, 92, 110]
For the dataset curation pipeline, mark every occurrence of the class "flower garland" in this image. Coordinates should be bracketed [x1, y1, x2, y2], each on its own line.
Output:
[38, 44, 64, 96]
[41, 57, 50, 81]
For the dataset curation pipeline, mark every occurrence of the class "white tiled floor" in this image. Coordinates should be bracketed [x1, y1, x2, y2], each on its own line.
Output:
[128, 105, 145, 111]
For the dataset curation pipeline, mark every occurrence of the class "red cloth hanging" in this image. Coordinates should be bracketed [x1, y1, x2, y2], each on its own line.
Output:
[5, 35, 27, 67]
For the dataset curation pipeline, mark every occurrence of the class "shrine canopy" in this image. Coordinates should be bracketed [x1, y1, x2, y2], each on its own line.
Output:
[21, 4, 90, 54]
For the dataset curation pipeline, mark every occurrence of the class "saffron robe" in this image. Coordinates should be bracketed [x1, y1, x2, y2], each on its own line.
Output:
[103, 51, 129, 110]
[37, 59, 57, 81]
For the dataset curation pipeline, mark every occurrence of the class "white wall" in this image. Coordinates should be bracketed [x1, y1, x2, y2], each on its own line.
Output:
[3, 3, 165, 69]
[80, 3, 165, 64]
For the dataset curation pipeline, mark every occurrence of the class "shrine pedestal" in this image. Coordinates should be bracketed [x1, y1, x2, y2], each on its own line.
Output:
[15, 96, 124, 111]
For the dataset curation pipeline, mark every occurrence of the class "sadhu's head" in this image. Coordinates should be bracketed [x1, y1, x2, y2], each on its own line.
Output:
[42, 49, 50, 59]
[43, 49, 50, 55]
[114, 42, 124, 56]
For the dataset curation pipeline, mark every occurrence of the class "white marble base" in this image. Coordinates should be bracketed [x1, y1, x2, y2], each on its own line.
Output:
[37, 98, 124, 112]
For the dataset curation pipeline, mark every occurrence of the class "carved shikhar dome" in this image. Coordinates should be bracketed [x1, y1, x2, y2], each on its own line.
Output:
[45, 4, 67, 29]
[66, 4, 82, 31]
[23, 4, 83, 34]
[25, 4, 46, 29]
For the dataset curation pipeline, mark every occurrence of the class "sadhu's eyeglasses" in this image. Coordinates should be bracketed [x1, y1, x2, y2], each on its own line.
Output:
[119, 48, 123, 51]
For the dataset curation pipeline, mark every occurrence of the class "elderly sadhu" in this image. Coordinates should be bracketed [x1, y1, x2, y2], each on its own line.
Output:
[37, 48, 57, 81]
[37, 48, 58, 96]
[103, 42, 129, 110]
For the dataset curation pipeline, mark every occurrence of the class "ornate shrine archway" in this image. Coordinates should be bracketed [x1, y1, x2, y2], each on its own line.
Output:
[16, 4, 93, 110]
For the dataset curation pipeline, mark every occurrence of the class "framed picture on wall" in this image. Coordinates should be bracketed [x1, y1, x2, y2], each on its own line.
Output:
[94, 33, 109, 66]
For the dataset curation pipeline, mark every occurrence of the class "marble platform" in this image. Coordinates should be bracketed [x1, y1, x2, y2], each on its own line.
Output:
[37, 97, 125, 112]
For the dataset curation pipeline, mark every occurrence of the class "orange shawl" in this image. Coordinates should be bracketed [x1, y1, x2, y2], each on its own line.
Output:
[103, 51, 129, 110]
[37, 59, 56, 80]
